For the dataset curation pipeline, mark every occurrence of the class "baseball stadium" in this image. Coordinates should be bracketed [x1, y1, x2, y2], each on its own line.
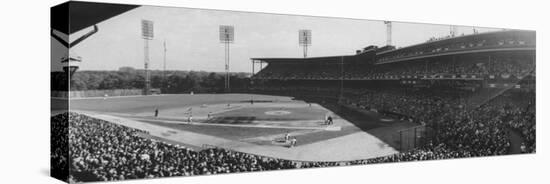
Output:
[51, 1, 536, 183]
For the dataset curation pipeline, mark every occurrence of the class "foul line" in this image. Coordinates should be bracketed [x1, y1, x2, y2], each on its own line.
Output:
[131, 117, 341, 131]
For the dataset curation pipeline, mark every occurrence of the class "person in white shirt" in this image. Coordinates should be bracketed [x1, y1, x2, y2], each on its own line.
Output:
[284, 133, 290, 142]
[291, 138, 297, 147]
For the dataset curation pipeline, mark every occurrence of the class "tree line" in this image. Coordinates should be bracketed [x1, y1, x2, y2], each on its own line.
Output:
[52, 67, 251, 93]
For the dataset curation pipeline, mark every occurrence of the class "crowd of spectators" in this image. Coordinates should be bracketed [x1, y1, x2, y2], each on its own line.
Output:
[377, 33, 534, 63]
[51, 112, 69, 181]
[56, 112, 298, 182]
[255, 64, 342, 80]
[342, 89, 461, 124]
[487, 91, 536, 153]
[342, 88, 535, 157]
[53, 111, 491, 182]
[254, 57, 534, 81]
[51, 86, 535, 182]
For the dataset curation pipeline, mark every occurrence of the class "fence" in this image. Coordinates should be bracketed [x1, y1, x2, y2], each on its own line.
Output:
[51, 89, 146, 98]
[393, 125, 432, 152]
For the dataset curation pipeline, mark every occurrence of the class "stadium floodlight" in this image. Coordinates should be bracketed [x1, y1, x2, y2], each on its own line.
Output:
[141, 19, 154, 95]
[219, 25, 234, 43]
[141, 19, 154, 40]
[299, 29, 311, 45]
[299, 29, 311, 58]
[220, 25, 235, 92]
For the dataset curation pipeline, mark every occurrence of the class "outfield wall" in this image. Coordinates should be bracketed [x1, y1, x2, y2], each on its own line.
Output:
[51, 89, 143, 98]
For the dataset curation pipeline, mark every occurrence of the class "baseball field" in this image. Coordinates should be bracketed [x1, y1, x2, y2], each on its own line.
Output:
[66, 93, 417, 162]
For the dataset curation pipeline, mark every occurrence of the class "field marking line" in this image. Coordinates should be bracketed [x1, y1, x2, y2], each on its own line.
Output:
[129, 117, 340, 131]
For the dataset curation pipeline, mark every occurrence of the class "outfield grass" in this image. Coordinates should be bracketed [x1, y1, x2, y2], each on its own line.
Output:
[69, 94, 292, 114]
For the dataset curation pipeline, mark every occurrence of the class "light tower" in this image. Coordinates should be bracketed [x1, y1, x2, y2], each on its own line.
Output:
[220, 25, 234, 92]
[384, 21, 392, 46]
[299, 30, 312, 58]
[450, 25, 458, 37]
[141, 19, 154, 95]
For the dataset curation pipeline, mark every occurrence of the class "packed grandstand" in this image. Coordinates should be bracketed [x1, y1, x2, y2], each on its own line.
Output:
[52, 30, 535, 182]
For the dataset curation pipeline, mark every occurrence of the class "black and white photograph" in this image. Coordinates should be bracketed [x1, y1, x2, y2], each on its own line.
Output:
[48, 1, 537, 183]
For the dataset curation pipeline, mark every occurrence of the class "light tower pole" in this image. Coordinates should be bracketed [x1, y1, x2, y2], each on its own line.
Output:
[163, 40, 167, 91]
[450, 25, 458, 37]
[220, 25, 234, 92]
[384, 21, 392, 46]
[141, 20, 154, 95]
[340, 56, 344, 101]
[299, 30, 311, 58]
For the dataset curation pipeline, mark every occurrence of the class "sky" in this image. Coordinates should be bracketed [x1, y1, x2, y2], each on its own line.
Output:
[51, 5, 500, 73]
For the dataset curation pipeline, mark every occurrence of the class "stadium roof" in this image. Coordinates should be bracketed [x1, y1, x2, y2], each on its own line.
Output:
[51, 1, 140, 35]
[251, 55, 355, 63]
[253, 29, 535, 65]
[376, 30, 535, 56]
